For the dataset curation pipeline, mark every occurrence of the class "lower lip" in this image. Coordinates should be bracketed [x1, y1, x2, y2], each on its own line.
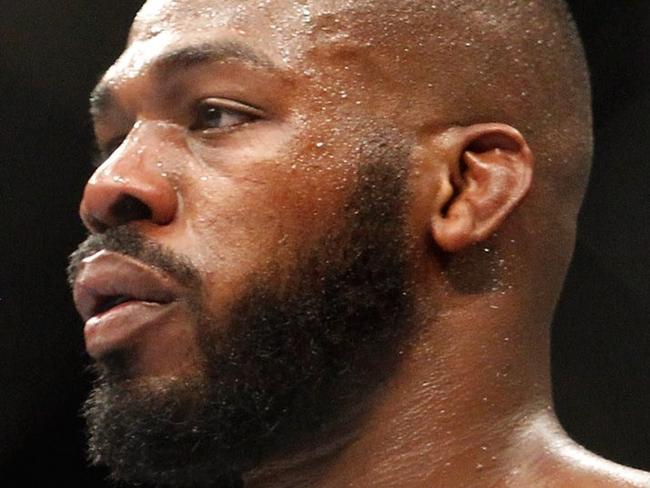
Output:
[84, 301, 178, 359]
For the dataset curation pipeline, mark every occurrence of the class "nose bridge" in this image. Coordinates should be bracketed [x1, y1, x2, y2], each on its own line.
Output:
[80, 121, 180, 232]
[90, 121, 172, 183]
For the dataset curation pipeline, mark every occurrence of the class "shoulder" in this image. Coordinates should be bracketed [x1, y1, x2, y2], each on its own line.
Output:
[502, 410, 650, 488]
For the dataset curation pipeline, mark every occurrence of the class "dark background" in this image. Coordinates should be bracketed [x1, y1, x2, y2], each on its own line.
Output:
[1, 1, 648, 484]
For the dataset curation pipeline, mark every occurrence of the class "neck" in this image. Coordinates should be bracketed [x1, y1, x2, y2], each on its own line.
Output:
[245, 291, 556, 487]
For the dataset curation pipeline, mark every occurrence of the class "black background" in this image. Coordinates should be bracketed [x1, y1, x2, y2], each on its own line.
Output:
[1, 1, 648, 485]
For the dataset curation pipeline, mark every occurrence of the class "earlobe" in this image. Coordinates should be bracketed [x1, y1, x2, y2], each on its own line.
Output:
[431, 124, 534, 253]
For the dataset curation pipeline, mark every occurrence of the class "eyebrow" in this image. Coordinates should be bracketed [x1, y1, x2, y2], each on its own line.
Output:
[156, 40, 276, 72]
[89, 40, 277, 120]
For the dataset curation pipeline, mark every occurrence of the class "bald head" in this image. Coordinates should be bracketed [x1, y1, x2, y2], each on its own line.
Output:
[74, 1, 597, 485]
[360, 0, 592, 195]
[127, 0, 592, 237]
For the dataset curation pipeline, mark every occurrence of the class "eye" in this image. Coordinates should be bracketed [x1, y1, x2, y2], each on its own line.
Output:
[190, 98, 264, 132]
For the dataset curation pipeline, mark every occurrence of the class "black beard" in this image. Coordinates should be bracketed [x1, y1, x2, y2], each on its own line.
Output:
[70, 154, 415, 487]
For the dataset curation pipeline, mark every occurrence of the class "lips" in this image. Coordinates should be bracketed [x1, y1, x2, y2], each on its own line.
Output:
[72, 250, 183, 357]
[73, 250, 179, 321]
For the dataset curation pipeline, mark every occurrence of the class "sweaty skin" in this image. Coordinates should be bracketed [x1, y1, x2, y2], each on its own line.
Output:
[69, 0, 650, 487]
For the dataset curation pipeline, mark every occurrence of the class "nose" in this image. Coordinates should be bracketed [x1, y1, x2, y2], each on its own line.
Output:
[79, 124, 179, 233]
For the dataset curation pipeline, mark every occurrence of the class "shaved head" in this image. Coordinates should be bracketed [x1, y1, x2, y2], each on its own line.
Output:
[71, 1, 601, 486]
[131, 0, 592, 195]
[126, 0, 592, 255]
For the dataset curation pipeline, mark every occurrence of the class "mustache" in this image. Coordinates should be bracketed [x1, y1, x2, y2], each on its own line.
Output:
[67, 227, 201, 291]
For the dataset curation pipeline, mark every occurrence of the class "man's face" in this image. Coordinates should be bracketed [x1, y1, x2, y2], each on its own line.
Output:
[68, 0, 422, 484]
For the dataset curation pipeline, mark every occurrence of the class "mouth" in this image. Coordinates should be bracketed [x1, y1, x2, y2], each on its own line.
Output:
[93, 294, 141, 316]
[73, 250, 183, 358]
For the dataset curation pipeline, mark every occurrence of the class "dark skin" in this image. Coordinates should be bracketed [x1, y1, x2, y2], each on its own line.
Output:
[71, 0, 650, 486]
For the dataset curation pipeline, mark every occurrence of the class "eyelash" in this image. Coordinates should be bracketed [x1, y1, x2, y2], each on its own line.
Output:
[191, 97, 265, 132]
[91, 98, 264, 168]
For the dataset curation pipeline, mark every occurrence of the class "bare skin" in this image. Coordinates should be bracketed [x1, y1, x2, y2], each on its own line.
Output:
[72, 0, 650, 486]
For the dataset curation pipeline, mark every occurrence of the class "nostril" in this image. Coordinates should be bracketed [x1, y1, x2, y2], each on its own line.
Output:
[80, 164, 178, 232]
[109, 193, 153, 226]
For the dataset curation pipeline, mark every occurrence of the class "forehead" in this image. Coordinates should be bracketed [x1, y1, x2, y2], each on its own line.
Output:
[106, 0, 413, 102]
[100, 0, 447, 134]
[129, 0, 396, 64]
[132, 0, 377, 31]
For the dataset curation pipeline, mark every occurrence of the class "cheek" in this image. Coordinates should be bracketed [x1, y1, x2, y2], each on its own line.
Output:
[175, 146, 357, 319]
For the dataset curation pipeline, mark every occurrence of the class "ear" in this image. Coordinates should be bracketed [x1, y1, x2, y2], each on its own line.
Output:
[430, 123, 534, 253]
